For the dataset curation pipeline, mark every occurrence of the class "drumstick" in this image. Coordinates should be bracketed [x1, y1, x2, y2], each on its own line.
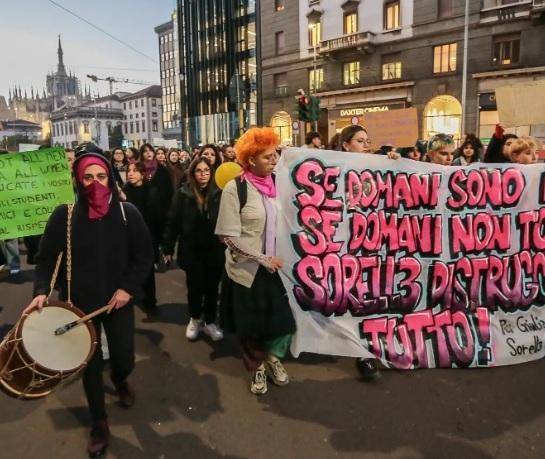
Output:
[54, 305, 111, 336]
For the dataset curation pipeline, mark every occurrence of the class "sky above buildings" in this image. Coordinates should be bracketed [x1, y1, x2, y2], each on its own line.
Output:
[0, 0, 175, 100]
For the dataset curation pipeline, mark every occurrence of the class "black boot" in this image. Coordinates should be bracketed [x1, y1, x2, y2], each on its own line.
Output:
[115, 380, 135, 408]
[87, 419, 109, 457]
[356, 358, 381, 382]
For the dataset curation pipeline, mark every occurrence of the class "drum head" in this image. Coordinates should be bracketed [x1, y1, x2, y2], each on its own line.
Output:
[22, 306, 93, 372]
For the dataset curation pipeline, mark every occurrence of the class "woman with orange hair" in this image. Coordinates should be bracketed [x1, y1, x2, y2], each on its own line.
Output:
[216, 127, 296, 395]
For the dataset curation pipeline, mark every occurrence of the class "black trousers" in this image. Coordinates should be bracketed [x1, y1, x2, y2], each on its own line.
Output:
[23, 235, 41, 264]
[185, 260, 222, 324]
[141, 268, 157, 309]
[82, 304, 135, 422]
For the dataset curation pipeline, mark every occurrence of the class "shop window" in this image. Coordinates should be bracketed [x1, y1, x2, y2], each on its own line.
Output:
[343, 61, 360, 86]
[309, 21, 321, 48]
[344, 13, 358, 35]
[493, 34, 520, 66]
[382, 55, 402, 80]
[433, 43, 457, 73]
[384, 1, 400, 30]
[424, 95, 462, 141]
[275, 31, 285, 55]
[309, 67, 324, 92]
[274, 73, 288, 96]
[271, 111, 292, 145]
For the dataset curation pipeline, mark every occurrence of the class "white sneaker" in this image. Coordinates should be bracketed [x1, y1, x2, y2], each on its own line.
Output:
[265, 355, 289, 386]
[185, 318, 202, 341]
[250, 364, 267, 395]
[202, 323, 224, 342]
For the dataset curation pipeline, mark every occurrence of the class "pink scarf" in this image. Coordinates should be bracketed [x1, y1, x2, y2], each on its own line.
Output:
[144, 159, 158, 180]
[75, 156, 112, 219]
[85, 181, 112, 219]
[242, 170, 276, 198]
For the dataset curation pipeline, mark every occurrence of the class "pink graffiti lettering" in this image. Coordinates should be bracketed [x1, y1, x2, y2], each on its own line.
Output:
[346, 170, 441, 211]
[429, 251, 543, 311]
[349, 210, 442, 255]
[518, 208, 545, 251]
[447, 168, 525, 210]
[293, 159, 342, 209]
[293, 254, 422, 316]
[360, 307, 492, 368]
[296, 206, 343, 255]
[450, 213, 511, 255]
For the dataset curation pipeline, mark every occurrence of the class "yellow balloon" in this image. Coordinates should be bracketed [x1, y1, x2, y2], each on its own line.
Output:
[215, 162, 243, 190]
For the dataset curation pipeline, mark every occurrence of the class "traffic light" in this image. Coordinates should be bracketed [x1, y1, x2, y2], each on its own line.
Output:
[296, 95, 311, 122]
[309, 96, 321, 122]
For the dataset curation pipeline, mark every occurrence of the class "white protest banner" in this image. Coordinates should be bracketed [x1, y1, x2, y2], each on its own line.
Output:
[276, 148, 545, 368]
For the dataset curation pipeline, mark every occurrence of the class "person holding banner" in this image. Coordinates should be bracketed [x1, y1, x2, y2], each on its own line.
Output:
[425, 133, 455, 166]
[509, 136, 539, 164]
[484, 123, 517, 163]
[340, 124, 403, 381]
[24, 152, 153, 457]
[340, 125, 400, 159]
[216, 127, 296, 395]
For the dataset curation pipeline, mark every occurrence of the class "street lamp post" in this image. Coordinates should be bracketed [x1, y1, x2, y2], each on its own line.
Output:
[461, 0, 470, 137]
[310, 23, 319, 132]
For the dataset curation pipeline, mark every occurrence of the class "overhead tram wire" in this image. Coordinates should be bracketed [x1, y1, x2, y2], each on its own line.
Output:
[47, 0, 158, 64]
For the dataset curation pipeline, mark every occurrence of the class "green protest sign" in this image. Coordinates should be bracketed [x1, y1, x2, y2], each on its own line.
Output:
[0, 148, 74, 239]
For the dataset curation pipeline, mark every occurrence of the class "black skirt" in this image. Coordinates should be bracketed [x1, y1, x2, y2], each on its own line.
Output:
[220, 266, 296, 340]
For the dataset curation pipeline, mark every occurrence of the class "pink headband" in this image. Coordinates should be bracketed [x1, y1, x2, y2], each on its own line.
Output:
[76, 156, 109, 183]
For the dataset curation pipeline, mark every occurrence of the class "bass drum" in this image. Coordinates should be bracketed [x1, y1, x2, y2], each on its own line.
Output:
[0, 302, 97, 399]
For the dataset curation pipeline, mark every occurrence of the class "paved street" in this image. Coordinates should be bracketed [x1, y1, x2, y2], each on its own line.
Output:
[1, 259, 545, 459]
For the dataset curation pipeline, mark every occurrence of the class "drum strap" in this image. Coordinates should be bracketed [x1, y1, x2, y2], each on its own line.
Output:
[47, 204, 74, 306]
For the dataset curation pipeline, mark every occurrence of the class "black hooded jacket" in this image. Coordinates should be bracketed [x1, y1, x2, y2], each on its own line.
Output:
[162, 183, 224, 270]
[34, 153, 154, 313]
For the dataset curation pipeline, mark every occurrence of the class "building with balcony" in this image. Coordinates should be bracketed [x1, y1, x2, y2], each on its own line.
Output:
[176, 0, 258, 146]
[261, 0, 545, 146]
[261, 0, 415, 145]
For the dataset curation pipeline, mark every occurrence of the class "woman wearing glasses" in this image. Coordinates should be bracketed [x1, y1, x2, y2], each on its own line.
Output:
[162, 157, 225, 342]
[340, 124, 401, 159]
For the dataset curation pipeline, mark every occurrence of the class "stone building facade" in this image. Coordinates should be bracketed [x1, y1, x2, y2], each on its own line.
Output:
[260, 0, 545, 146]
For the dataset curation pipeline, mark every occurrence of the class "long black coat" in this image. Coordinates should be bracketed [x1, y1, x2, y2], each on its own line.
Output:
[34, 153, 154, 313]
[147, 164, 174, 247]
[162, 184, 224, 270]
